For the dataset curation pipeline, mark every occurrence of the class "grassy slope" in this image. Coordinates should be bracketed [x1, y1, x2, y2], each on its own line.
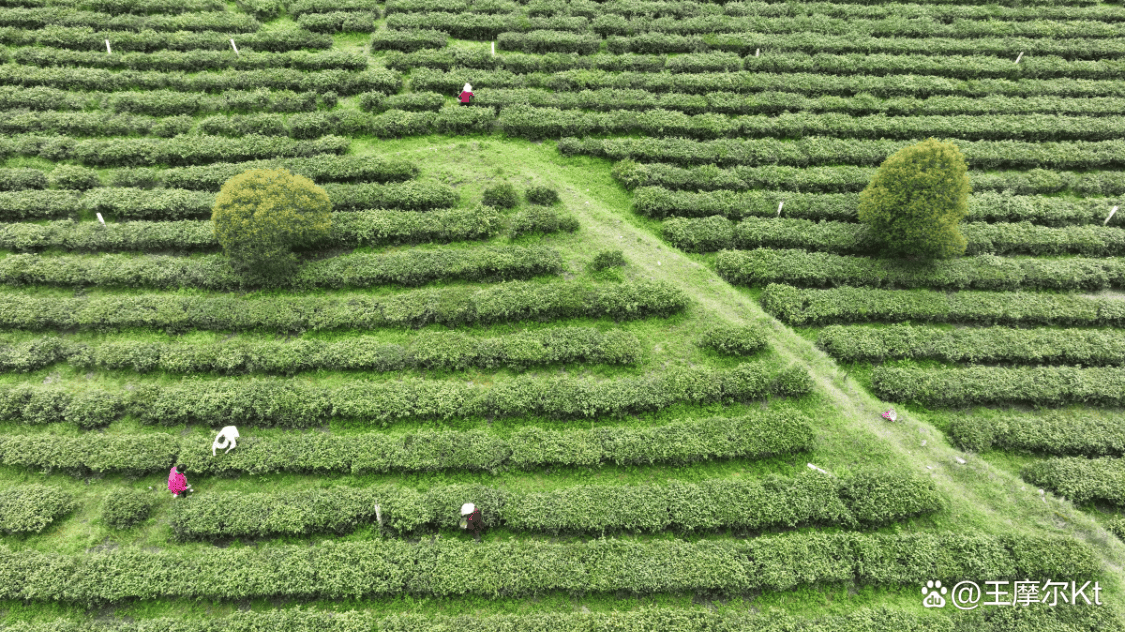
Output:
[2, 139, 1124, 625]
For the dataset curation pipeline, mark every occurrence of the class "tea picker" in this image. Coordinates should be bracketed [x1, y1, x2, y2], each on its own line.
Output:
[461, 502, 483, 541]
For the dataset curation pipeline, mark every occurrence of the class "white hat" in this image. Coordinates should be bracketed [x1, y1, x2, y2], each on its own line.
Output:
[463, 83, 472, 92]
[461, 503, 475, 515]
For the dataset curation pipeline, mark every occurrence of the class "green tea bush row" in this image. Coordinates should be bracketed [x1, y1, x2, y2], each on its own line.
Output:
[483, 88, 1125, 119]
[561, 136, 1125, 170]
[738, 52, 1125, 81]
[56, 88, 323, 116]
[594, 15, 1122, 39]
[818, 324, 1125, 366]
[873, 366, 1125, 407]
[369, 29, 448, 52]
[0, 280, 688, 333]
[700, 322, 767, 355]
[2, 0, 227, 14]
[665, 217, 1125, 257]
[382, 50, 664, 72]
[636, 189, 1125, 228]
[1, 607, 1116, 632]
[759, 283, 1125, 328]
[385, 13, 588, 39]
[0, 7, 259, 31]
[8, 47, 368, 72]
[0, 246, 564, 290]
[1, 410, 813, 473]
[720, 2, 1119, 22]
[0, 485, 74, 534]
[170, 469, 942, 540]
[100, 489, 155, 529]
[384, 0, 517, 15]
[497, 106, 1125, 142]
[947, 409, 1125, 457]
[0, 532, 1096, 602]
[296, 11, 377, 32]
[324, 181, 459, 212]
[409, 67, 1125, 100]
[496, 29, 602, 54]
[119, 155, 417, 190]
[0, 110, 188, 138]
[289, 0, 380, 16]
[614, 162, 1125, 197]
[0, 64, 400, 95]
[0, 167, 47, 191]
[0, 362, 805, 427]
[716, 249, 1125, 292]
[359, 91, 446, 113]
[0, 206, 573, 252]
[1023, 457, 1125, 506]
[0, 25, 332, 52]
[0, 134, 347, 167]
[612, 32, 1125, 60]
[27, 327, 640, 375]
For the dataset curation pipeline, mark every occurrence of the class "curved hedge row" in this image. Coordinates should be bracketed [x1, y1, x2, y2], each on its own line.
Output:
[296, 11, 377, 32]
[946, 409, 1125, 457]
[665, 217, 1125, 257]
[715, 249, 1125, 292]
[385, 13, 589, 39]
[0, 532, 1097, 602]
[614, 162, 1125, 197]
[4, 327, 638, 375]
[370, 29, 448, 52]
[289, 0, 382, 17]
[0, 64, 400, 96]
[168, 469, 942, 540]
[0, 409, 814, 472]
[1022, 457, 1125, 506]
[561, 136, 1125, 170]
[0, 0, 226, 13]
[0, 485, 74, 535]
[0, 280, 689, 332]
[873, 365, 1125, 407]
[635, 189, 1125, 228]
[0, 8, 259, 32]
[0, 134, 348, 167]
[110, 154, 417, 190]
[0, 86, 326, 116]
[7, 47, 368, 72]
[817, 324, 1125, 366]
[759, 284, 1125, 327]
[0, 362, 810, 427]
[0, 206, 576, 252]
[0, 246, 564, 290]
[0, 25, 333, 52]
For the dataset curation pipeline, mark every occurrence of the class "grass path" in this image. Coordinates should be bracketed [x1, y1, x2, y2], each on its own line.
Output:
[356, 134, 1125, 616]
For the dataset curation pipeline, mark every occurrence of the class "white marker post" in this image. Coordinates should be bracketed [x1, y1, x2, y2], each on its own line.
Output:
[807, 463, 830, 475]
[1014, 51, 1023, 64]
[755, 48, 760, 57]
[1105, 205, 1119, 225]
[374, 504, 382, 525]
[95, 212, 105, 226]
[776, 201, 784, 217]
[230, 39, 239, 55]
[491, 41, 495, 56]
[105, 39, 111, 53]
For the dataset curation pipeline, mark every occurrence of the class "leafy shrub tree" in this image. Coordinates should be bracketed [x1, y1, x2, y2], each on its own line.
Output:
[102, 489, 156, 529]
[857, 138, 971, 259]
[482, 182, 519, 209]
[212, 168, 332, 279]
[591, 249, 626, 270]
[48, 165, 101, 190]
[525, 185, 559, 205]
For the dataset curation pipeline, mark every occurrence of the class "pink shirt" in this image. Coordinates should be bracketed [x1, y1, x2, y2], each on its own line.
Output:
[168, 467, 188, 495]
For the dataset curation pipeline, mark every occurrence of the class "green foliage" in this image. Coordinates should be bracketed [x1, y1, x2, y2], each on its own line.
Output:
[0, 485, 74, 534]
[0, 167, 47, 191]
[370, 29, 448, 52]
[525, 185, 559, 205]
[700, 322, 767, 356]
[507, 205, 579, 237]
[873, 366, 1125, 408]
[0, 532, 1097, 602]
[715, 249, 1125, 291]
[482, 182, 520, 209]
[170, 469, 941, 540]
[46, 164, 100, 190]
[296, 11, 377, 33]
[590, 249, 625, 270]
[759, 284, 1125, 328]
[101, 489, 156, 529]
[946, 410, 1125, 457]
[1022, 457, 1125, 506]
[212, 168, 332, 280]
[858, 139, 971, 259]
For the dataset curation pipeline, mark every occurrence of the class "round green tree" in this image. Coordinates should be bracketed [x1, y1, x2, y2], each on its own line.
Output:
[858, 138, 971, 259]
[212, 168, 331, 279]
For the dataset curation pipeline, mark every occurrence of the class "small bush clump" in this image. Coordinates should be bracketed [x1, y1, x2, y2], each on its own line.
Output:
[482, 183, 519, 209]
[525, 185, 559, 205]
[590, 249, 625, 270]
[49, 165, 101, 191]
[700, 323, 768, 356]
[102, 489, 157, 529]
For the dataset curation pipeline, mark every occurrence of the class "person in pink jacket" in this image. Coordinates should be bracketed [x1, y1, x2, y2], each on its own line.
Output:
[458, 83, 473, 106]
[168, 464, 193, 498]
